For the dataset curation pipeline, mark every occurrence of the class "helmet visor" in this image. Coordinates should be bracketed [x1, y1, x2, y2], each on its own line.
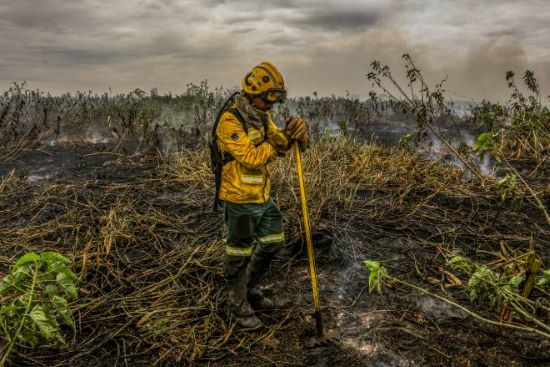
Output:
[265, 89, 287, 104]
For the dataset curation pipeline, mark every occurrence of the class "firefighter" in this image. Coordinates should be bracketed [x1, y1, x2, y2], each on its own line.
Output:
[215, 62, 309, 329]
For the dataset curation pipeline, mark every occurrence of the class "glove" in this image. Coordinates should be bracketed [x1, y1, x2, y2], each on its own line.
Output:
[269, 130, 292, 155]
[298, 131, 310, 151]
[285, 116, 308, 141]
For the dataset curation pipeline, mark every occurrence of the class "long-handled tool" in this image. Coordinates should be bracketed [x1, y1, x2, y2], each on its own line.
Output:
[294, 142, 339, 348]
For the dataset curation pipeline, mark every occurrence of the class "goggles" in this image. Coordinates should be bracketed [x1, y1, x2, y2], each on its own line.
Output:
[262, 89, 287, 104]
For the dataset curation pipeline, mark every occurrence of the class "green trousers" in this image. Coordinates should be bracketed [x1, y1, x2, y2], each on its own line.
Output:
[223, 198, 285, 280]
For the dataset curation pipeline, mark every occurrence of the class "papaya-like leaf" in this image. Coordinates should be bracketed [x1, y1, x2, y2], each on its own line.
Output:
[0, 266, 32, 296]
[18, 329, 39, 348]
[508, 275, 525, 292]
[471, 131, 497, 154]
[15, 253, 41, 267]
[537, 269, 550, 287]
[29, 305, 62, 343]
[56, 273, 78, 299]
[50, 295, 74, 331]
[447, 255, 474, 274]
[44, 284, 58, 295]
[51, 262, 78, 282]
[468, 265, 499, 306]
[40, 252, 71, 265]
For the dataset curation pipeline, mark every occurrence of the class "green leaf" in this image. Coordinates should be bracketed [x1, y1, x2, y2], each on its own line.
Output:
[468, 265, 499, 306]
[537, 269, 550, 287]
[40, 252, 71, 265]
[447, 255, 474, 274]
[51, 263, 78, 282]
[56, 273, 78, 299]
[471, 131, 498, 155]
[15, 253, 40, 267]
[0, 305, 15, 317]
[50, 295, 74, 331]
[0, 266, 31, 296]
[508, 275, 525, 291]
[44, 284, 58, 295]
[29, 305, 63, 343]
[502, 263, 516, 279]
[18, 329, 39, 348]
[364, 260, 387, 294]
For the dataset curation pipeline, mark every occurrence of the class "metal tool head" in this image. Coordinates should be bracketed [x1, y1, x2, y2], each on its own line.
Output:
[304, 329, 340, 348]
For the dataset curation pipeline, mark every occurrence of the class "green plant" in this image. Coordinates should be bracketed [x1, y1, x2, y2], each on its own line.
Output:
[447, 255, 474, 274]
[471, 129, 549, 224]
[398, 133, 415, 151]
[468, 265, 500, 307]
[495, 174, 518, 201]
[537, 270, 550, 288]
[367, 54, 485, 180]
[364, 260, 387, 294]
[471, 131, 498, 155]
[364, 259, 550, 339]
[367, 56, 549, 226]
[0, 252, 78, 365]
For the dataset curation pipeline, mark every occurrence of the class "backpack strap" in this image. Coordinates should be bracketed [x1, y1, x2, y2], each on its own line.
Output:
[218, 108, 248, 165]
[212, 97, 269, 212]
[226, 107, 248, 136]
[211, 98, 249, 212]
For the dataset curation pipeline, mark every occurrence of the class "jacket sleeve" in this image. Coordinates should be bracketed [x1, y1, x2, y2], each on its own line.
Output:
[217, 112, 277, 169]
[266, 116, 292, 152]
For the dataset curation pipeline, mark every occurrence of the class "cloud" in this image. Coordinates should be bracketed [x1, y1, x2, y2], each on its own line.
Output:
[0, 0, 99, 32]
[0, 0, 548, 101]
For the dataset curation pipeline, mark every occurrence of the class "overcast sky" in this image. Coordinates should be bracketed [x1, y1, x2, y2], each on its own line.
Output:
[0, 0, 549, 101]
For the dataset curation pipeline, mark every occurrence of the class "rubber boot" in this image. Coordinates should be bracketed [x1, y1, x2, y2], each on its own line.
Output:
[227, 266, 263, 330]
[246, 252, 290, 310]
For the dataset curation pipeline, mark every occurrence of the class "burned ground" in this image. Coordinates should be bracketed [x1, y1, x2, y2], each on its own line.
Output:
[0, 137, 548, 366]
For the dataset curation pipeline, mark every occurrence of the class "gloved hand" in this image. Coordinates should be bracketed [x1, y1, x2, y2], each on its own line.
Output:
[285, 116, 308, 141]
[269, 131, 292, 155]
[298, 130, 310, 151]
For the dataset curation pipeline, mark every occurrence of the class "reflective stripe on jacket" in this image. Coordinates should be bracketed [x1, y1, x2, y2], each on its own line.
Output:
[216, 109, 289, 204]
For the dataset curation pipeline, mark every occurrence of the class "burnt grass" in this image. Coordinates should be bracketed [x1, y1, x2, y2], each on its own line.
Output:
[0, 139, 549, 367]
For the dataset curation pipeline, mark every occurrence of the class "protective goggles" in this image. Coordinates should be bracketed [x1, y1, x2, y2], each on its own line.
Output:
[262, 89, 287, 104]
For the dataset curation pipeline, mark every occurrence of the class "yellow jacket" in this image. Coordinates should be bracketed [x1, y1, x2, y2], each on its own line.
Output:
[216, 107, 289, 204]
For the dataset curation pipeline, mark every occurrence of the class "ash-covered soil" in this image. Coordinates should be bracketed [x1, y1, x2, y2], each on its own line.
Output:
[0, 140, 548, 367]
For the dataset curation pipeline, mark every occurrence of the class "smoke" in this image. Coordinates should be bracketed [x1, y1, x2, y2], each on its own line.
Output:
[440, 40, 546, 102]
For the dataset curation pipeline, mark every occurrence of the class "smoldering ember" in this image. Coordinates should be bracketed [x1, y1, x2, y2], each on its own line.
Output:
[0, 1, 549, 367]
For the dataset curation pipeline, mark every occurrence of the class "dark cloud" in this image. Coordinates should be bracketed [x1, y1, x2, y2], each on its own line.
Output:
[0, 0, 548, 101]
[224, 14, 261, 25]
[25, 46, 129, 65]
[0, 0, 95, 32]
[290, 9, 380, 30]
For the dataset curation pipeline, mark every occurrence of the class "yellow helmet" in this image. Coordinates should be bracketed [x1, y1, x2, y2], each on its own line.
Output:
[242, 61, 287, 103]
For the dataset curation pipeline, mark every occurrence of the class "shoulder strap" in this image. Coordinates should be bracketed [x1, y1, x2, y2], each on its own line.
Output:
[211, 91, 240, 138]
[263, 114, 269, 136]
[226, 107, 248, 135]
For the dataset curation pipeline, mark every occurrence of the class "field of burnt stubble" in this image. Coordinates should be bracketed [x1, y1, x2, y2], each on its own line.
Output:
[0, 66, 549, 366]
